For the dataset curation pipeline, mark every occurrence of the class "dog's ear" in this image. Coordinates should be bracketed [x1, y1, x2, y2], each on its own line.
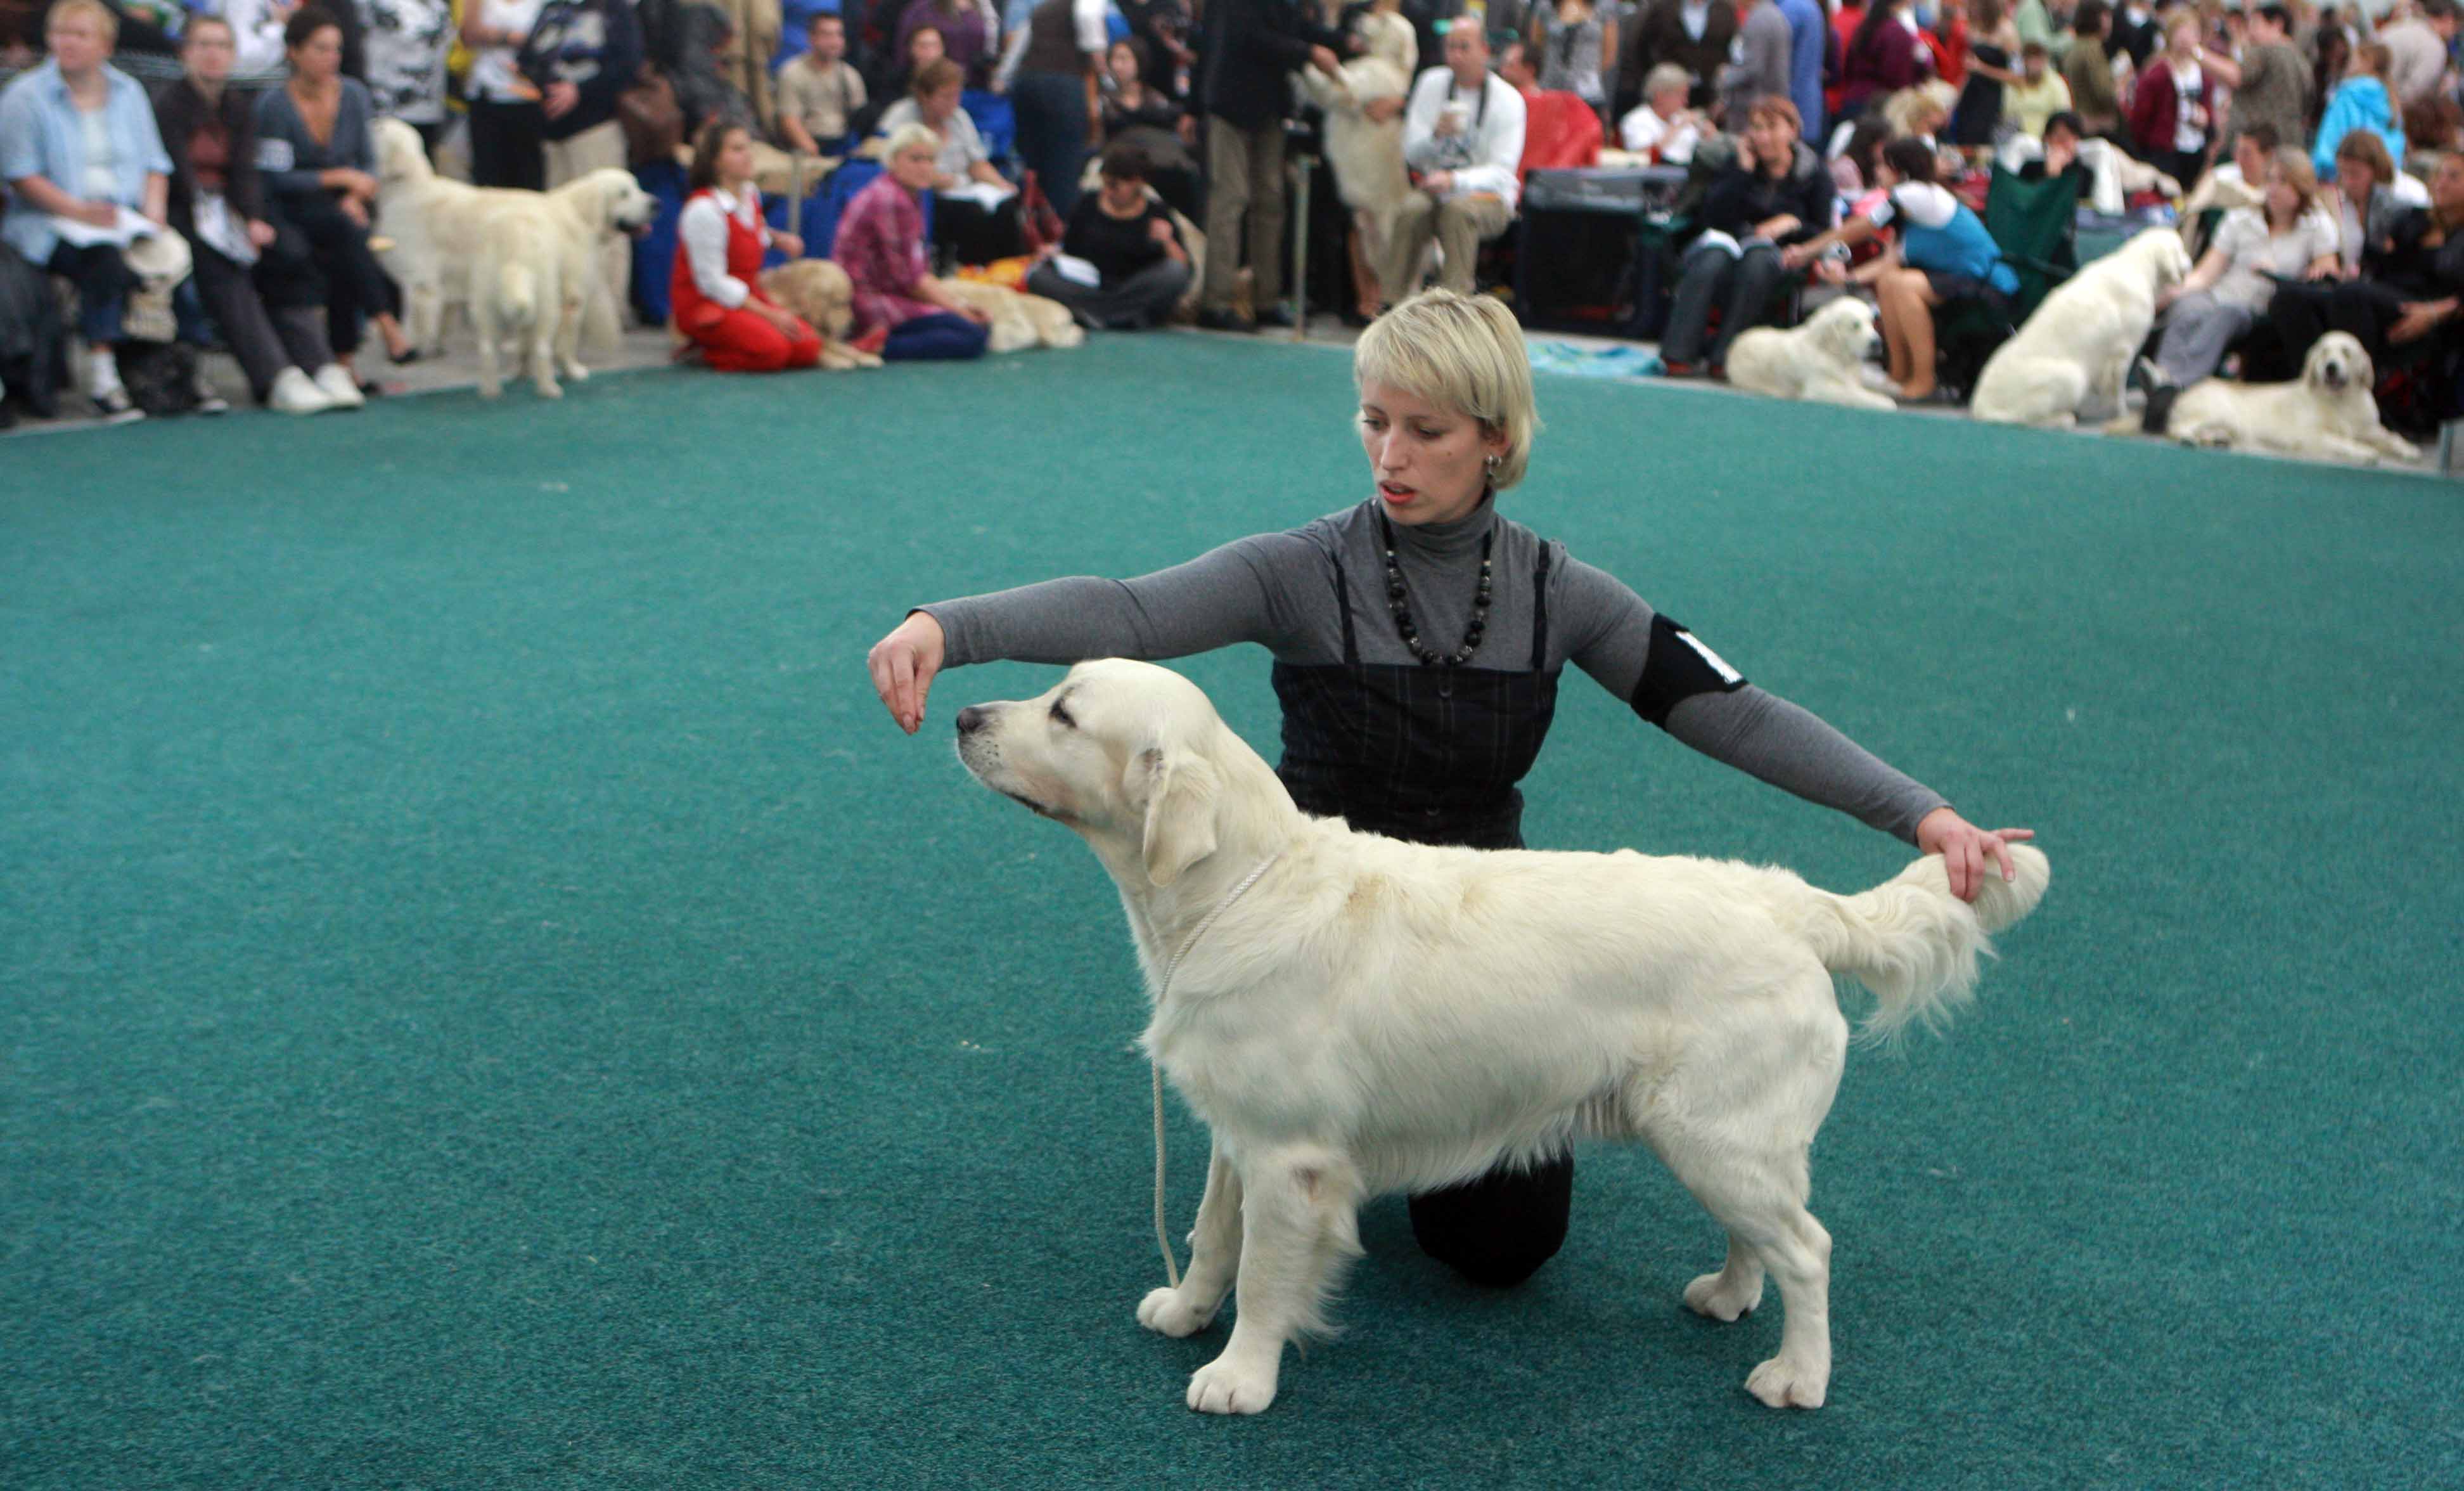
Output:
[1132, 746, 1221, 887]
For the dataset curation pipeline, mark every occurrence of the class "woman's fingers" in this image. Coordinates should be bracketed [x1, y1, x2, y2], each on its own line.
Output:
[890, 649, 920, 733]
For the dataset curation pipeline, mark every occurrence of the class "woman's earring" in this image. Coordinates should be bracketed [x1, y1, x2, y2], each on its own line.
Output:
[1484, 453, 1500, 475]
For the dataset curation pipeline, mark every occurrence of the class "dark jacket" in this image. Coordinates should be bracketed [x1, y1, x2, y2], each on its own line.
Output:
[151, 77, 266, 233]
[519, 0, 648, 142]
[1697, 138, 1830, 243]
[1620, 0, 1739, 113]
[1198, 0, 1342, 131]
[2370, 207, 2464, 300]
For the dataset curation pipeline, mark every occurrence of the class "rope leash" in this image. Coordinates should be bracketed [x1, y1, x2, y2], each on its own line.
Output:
[1149, 853, 1280, 1291]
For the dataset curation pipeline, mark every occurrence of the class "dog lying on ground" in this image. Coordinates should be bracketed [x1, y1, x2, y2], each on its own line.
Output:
[1723, 297, 1895, 410]
[1968, 228, 2194, 428]
[952, 658, 2050, 1416]
[470, 169, 658, 399]
[2117, 332, 2420, 465]
[937, 280, 1086, 352]
[756, 259, 888, 370]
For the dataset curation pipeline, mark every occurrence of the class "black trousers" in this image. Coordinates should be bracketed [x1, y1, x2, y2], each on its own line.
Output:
[189, 240, 332, 401]
[469, 98, 548, 191]
[272, 192, 392, 357]
[932, 195, 1026, 269]
[1409, 1149, 1577, 1288]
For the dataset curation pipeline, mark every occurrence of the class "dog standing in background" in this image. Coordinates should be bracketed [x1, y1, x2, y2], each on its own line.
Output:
[470, 170, 658, 399]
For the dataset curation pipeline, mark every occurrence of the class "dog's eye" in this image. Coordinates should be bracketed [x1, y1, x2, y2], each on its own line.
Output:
[1050, 700, 1075, 728]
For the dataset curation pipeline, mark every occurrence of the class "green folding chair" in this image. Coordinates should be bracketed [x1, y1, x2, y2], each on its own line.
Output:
[1933, 164, 2086, 397]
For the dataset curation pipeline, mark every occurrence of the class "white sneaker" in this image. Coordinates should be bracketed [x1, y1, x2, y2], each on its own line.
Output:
[312, 363, 366, 410]
[269, 366, 334, 415]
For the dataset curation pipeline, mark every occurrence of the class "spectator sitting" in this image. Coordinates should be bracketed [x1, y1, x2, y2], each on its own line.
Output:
[671, 117, 823, 371]
[1656, 94, 1830, 376]
[1496, 37, 1540, 98]
[1382, 20, 1525, 306]
[778, 12, 867, 158]
[2006, 108, 2091, 198]
[833, 120, 994, 358]
[0, 0, 172, 420]
[1781, 134, 2018, 401]
[1098, 37, 1197, 219]
[255, 7, 415, 388]
[153, 13, 344, 414]
[2254, 150, 2464, 400]
[2313, 42, 2406, 183]
[1023, 139, 1191, 328]
[1830, 113, 1893, 193]
[875, 56, 1024, 267]
[2321, 129, 2423, 280]
[2000, 39, 2069, 139]
[1618, 62, 1704, 163]
[2141, 148, 2337, 407]
[356, 0, 454, 155]
[873, 18, 943, 105]
[2056, 0, 2116, 137]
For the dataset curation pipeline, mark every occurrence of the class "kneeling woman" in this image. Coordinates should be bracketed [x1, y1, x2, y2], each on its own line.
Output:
[672, 120, 823, 373]
[834, 123, 991, 361]
[868, 288, 2029, 1292]
[1783, 138, 2019, 401]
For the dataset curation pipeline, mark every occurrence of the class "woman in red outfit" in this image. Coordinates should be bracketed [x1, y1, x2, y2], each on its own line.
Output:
[671, 120, 823, 373]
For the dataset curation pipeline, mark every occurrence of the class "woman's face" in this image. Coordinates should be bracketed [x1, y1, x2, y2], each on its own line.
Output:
[290, 23, 343, 82]
[1099, 172, 1145, 212]
[183, 22, 235, 86]
[890, 141, 940, 191]
[1745, 113, 1794, 170]
[2166, 19, 2198, 59]
[1649, 84, 1686, 118]
[1108, 42, 1139, 89]
[909, 27, 944, 68]
[716, 128, 755, 185]
[921, 82, 961, 126]
[2339, 157, 2375, 199]
[1358, 379, 1508, 527]
[2263, 169, 2300, 221]
[2434, 155, 2464, 215]
[46, 10, 108, 74]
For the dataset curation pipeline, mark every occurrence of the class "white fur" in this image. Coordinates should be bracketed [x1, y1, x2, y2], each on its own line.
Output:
[2149, 332, 2420, 465]
[952, 659, 2051, 1416]
[1969, 228, 2193, 429]
[373, 118, 527, 355]
[468, 169, 657, 399]
[937, 280, 1086, 352]
[1297, 56, 1413, 257]
[1724, 298, 1896, 411]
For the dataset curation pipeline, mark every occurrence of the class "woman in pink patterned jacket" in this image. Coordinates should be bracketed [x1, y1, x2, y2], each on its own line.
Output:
[833, 124, 992, 361]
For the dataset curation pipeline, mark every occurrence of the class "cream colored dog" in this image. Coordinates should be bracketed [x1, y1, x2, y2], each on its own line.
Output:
[2146, 332, 2420, 465]
[1724, 297, 1895, 411]
[373, 118, 529, 356]
[1298, 56, 1414, 240]
[470, 169, 658, 399]
[1970, 228, 2194, 428]
[937, 279, 1086, 352]
[951, 658, 2050, 1417]
[757, 259, 888, 370]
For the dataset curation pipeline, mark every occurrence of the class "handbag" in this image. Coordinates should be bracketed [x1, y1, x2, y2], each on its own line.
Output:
[617, 65, 687, 167]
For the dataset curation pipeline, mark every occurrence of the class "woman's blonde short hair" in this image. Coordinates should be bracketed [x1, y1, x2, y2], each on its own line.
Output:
[883, 122, 942, 165]
[46, 0, 118, 42]
[1643, 62, 1691, 99]
[1354, 288, 1541, 491]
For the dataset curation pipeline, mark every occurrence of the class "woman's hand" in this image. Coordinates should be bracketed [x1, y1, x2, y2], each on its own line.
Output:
[542, 81, 580, 120]
[75, 198, 120, 228]
[1362, 95, 1405, 123]
[868, 610, 947, 733]
[774, 229, 805, 258]
[340, 195, 370, 227]
[247, 217, 278, 248]
[1916, 808, 2034, 903]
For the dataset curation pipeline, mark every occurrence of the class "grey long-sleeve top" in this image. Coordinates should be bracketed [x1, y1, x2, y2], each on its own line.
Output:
[252, 78, 376, 205]
[921, 500, 1951, 842]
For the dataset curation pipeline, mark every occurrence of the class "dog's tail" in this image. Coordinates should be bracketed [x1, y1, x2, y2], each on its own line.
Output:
[1798, 845, 2050, 1042]
[497, 261, 537, 328]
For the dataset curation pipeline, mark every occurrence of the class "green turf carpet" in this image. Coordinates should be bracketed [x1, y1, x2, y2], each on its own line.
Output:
[4, 338, 2460, 1489]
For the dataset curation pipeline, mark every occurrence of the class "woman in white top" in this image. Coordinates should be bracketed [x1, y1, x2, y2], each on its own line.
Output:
[2147, 147, 2341, 390]
[461, 0, 546, 188]
[873, 56, 1023, 266]
[1618, 62, 1705, 162]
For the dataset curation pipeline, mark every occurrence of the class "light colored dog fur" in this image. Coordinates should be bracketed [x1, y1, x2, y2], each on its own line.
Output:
[1724, 297, 1895, 411]
[2121, 332, 2420, 465]
[469, 169, 657, 399]
[952, 658, 2050, 1416]
[937, 279, 1086, 352]
[1297, 57, 1413, 238]
[1969, 228, 2194, 428]
[374, 118, 533, 356]
[756, 259, 888, 370]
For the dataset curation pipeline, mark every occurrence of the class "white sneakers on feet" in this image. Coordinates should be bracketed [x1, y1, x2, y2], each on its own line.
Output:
[269, 366, 335, 415]
[311, 363, 366, 410]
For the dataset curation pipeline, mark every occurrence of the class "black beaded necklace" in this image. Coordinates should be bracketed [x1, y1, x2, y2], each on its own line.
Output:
[1376, 507, 1493, 668]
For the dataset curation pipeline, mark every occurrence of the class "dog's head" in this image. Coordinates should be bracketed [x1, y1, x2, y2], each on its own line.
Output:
[373, 117, 431, 188]
[565, 169, 659, 236]
[1810, 297, 1880, 366]
[2131, 228, 2195, 287]
[762, 259, 856, 337]
[954, 659, 1247, 887]
[2304, 331, 2373, 396]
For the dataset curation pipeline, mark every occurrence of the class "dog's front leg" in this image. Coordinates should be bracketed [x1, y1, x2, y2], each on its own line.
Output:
[1184, 1149, 1362, 1416]
[1138, 1136, 1242, 1338]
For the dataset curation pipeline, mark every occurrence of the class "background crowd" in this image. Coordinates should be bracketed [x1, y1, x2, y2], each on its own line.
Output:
[1, 0, 2456, 441]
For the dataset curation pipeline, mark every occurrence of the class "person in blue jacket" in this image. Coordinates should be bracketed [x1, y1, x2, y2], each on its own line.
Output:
[2313, 40, 2407, 182]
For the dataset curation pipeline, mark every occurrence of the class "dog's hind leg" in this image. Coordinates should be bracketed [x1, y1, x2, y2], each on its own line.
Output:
[1139, 1136, 1243, 1338]
[1183, 1146, 1363, 1415]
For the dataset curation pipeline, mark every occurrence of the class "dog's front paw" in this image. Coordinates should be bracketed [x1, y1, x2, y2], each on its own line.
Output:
[1743, 1353, 1828, 1409]
[1683, 1270, 1762, 1322]
[1186, 1353, 1278, 1415]
[1137, 1286, 1216, 1338]
[533, 379, 563, 400]
[560, 363, 590, 383]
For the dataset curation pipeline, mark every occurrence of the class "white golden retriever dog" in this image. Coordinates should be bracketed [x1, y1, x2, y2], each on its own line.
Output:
[470, 169, 658, 399]
[1970, 228, 2194, 427]
[1724, 297, 1895, 410]
[952, 659, 2050, 1416]
[2149, 332, 2419, 465]
[373, 118, 520, 355]
[1297, 56, 1414, 232]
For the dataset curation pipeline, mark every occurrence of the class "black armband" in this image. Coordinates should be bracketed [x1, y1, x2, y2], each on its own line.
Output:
[1631, 613, 1748, 727]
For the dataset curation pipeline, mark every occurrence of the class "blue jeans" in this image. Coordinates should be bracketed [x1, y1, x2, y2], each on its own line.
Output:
[46, 242, 134, 343]
[883, 311, 991, 361]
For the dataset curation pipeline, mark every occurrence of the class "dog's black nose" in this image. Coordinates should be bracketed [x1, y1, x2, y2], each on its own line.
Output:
[955, 706, 987, 735]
